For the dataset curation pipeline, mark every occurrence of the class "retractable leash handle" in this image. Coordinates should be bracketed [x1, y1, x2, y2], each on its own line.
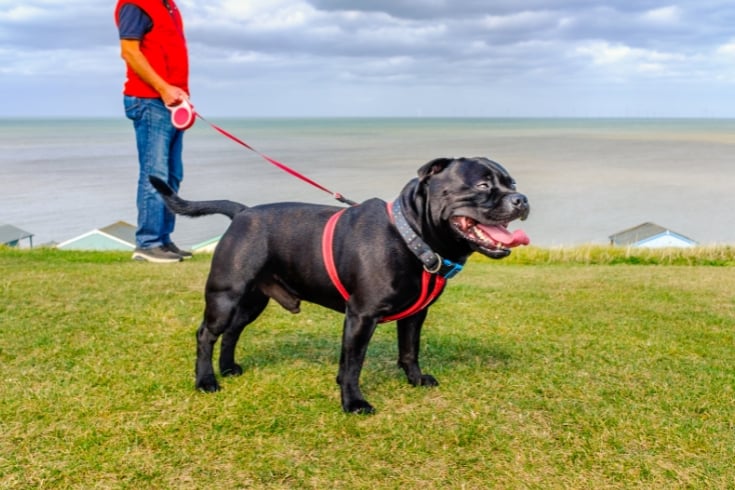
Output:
[168, 99, 196, 130]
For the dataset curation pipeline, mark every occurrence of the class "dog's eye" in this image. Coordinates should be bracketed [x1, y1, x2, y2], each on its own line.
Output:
[476, 182, 491, 190]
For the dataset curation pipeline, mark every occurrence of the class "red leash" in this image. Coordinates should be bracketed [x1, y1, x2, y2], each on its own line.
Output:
[194, 112, 357, 206]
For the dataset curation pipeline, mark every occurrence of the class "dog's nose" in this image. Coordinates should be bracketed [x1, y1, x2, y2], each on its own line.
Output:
[509, 193, 530, 220]
[510, 193, 528, 209]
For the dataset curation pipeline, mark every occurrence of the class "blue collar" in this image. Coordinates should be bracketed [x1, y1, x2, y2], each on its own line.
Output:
[390, 200, 464, 279]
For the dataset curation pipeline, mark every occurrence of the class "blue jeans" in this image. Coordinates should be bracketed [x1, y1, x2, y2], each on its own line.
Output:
[124, 96, 184, 249]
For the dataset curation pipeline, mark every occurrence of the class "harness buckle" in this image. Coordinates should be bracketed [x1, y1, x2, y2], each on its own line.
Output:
[424, 253, 443, 274]
[439, 258, 463, 279]
[424, 254, 463, 279]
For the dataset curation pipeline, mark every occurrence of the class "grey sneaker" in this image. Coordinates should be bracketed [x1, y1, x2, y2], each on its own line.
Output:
[132, 246, 182, 263]
[164, 242, 192, 259]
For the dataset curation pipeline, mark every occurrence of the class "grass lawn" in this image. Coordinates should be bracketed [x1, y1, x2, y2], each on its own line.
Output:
[1, 247, 734, 489]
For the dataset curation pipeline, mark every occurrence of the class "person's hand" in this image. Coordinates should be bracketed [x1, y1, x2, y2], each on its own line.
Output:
[161, 84, 189, 107]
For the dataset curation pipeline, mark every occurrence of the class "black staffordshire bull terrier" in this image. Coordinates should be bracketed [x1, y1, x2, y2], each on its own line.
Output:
[150, 157, 530, 413]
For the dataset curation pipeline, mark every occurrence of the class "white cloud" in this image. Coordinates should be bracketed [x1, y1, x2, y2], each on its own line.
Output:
[716, 39, 735, 56]
[481, 10, 556, 30]
[0, 4, 44, 21]
[577, 41, 635, 65]
[184, 0, 321, 34]
[640, 5, 681, 25]
[353, 19, 447, 47]
[574, 40, 687, 79]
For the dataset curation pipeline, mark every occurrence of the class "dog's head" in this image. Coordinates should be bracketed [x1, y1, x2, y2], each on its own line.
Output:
[417, 157, 530, 259]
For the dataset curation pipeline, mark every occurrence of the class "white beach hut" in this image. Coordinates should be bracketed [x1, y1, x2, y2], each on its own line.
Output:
[609, 222, 697, 248]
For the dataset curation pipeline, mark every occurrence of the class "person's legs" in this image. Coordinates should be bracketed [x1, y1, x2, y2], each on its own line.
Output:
[160, 128, 192, 258]
[125, 96, 182, 262]
[162, 128, 183, 245]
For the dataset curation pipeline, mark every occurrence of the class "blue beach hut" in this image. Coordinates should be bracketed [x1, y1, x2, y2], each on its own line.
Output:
[0, 223, 34, 248]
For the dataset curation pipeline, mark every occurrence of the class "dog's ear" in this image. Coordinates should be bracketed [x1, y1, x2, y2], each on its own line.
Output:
[418, 157, 454, 183]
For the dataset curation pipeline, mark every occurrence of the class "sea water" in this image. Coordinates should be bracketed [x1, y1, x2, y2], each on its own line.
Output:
[1, 117, 734, 248]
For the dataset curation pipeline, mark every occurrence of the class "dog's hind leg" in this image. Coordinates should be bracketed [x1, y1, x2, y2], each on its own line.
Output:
[195, 286, 248, 392]
[195, 319, 222, 392]
[219, 290, 269, 377]
[397, 310, 439, 387]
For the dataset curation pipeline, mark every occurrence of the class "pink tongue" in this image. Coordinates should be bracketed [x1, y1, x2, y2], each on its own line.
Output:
[478, 224, 530, 247]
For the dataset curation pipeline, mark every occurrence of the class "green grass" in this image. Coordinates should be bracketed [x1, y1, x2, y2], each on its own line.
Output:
[1, 246, 734, 489]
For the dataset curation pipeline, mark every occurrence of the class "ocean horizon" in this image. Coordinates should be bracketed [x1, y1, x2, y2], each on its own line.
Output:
[2, 116, 735, 249]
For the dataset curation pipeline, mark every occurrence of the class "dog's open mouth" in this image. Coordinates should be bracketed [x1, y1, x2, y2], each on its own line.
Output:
[451, 216, 530, 256]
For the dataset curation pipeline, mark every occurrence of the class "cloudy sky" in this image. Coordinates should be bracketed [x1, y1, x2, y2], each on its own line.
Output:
[1, 0, 735, 118]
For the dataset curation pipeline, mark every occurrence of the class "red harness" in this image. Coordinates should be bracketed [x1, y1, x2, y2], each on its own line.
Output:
[321, 204, 447, 323]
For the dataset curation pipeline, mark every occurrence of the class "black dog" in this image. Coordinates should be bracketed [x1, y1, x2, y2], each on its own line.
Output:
[151, 157, 530, 413]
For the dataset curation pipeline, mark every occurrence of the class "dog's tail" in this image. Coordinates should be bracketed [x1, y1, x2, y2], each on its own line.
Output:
[149, 176, 247, 219]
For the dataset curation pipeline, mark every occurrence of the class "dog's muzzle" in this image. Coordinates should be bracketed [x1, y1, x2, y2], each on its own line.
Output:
[450, 192, 530, 258]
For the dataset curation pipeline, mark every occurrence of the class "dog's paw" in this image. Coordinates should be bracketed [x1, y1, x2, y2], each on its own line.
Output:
[344, 399, 375, 415]
[405, 372, 439, 387]
[196, 375, 221, 393]
[220, 363, 243, 377]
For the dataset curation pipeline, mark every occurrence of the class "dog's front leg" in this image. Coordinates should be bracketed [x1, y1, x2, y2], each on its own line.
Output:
[337, 309, 379, 414]
[397, 309, 439, 387]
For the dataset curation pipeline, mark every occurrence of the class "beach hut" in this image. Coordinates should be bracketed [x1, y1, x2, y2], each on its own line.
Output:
[609, 222, 697, 248]
[57, 221, 136, 251]
[0, 223, 34, 248]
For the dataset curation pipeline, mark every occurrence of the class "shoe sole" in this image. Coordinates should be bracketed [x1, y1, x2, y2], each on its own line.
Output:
[163, 245, 193, 259]
[131, 252, 182, 263]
